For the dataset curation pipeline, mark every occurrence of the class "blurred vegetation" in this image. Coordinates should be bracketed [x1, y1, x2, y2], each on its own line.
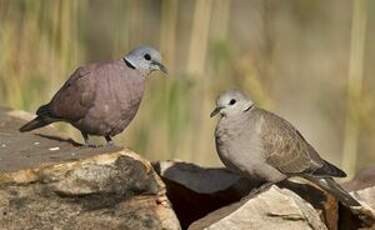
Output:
[0, 0, 374, 177]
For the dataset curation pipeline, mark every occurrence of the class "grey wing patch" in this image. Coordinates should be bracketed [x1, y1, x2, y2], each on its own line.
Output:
[258, 109, 323, 175]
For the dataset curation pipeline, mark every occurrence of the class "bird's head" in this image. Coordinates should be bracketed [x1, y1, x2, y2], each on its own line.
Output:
[210, 90, 254, 118]
[124, 46, 168, 76]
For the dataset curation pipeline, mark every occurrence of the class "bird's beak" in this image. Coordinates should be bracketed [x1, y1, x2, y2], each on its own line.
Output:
[153, 61, 168, 76]
[210, 106, 223, 118]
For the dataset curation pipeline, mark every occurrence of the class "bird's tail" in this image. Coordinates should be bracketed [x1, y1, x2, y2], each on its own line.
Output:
[306, 176, 361, 207]
[19, 116, 53, 132]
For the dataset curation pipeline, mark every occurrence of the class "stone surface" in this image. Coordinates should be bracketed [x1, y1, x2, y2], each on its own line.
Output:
[153, 160, 263, 197]
[343, 167, 375, 192]
[153, 161, 257, 229]
[2, 107, 374, 230]
[0, 107, 181, 230]
[279, 179, 339, 230]
[154, 161, 337, 229]
[189, 185, 328, 230]
[340, 167, 375, 229]
[155, 161, 375, 230]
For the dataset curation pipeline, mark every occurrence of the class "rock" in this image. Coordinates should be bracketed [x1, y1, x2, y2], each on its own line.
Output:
[154, 161, 375, 229]
[353, 187, 375, 211]
[0, 107, 181, 230]
[188, 185, 328, 230]
[343, 167, 375, 192]
[152, 161, 257, 229]
[278, 180, 339, 230]
[154, 161, 339, 229]
[340, 167, 375, 229]
[153, 161, 252, 194]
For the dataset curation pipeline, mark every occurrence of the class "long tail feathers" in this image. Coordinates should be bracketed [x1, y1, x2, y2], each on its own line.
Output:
[307, 176, 361, 207]
[19, 116, 53, 132]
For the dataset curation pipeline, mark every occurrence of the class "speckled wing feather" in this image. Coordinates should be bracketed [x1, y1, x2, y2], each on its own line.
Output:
[256, 108, 325, 175]
[47, 66, 96, 122]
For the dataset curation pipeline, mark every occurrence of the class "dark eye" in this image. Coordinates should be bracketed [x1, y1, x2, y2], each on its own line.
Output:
[144, 53, 151, 61]
[229, 99, 236, 105]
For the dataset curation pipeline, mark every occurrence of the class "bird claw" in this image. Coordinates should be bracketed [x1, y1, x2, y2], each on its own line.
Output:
[105, 141, 116, 147]
[82, 143, 99, 148]
[247, 182, 274, 198]
[81, 142, 116, 148]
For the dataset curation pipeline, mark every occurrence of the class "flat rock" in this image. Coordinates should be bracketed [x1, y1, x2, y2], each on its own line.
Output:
[153, 161, 251, 194]
[343, 167, 375, 192]
[340, 168, 375, 229]
[153, 161, 257, 229]
[154, 161, 375, 230]
[188, 185, 328, 230]
[0, 107, 181, 230]
[154, 161, 336, 229]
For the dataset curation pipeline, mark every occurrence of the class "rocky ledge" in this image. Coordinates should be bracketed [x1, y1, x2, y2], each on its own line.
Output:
[154, 161, 375, 230]
[0, 107, 180, 230]
[0, 107, 374, 230]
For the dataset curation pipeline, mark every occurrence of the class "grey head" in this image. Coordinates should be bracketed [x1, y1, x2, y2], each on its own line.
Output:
[124, 46, 168, 76]
[210, 90, 254, 118]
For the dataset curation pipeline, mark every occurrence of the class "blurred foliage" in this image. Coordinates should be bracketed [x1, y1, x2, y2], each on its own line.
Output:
[0, 0, 374, 176]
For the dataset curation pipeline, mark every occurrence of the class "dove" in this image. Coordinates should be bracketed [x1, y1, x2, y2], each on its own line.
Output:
[211, 89, 361, 207]
[20, 46, 167, 147]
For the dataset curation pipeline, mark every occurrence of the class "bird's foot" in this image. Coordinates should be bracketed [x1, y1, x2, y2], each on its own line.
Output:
[80, 132, 98, 148]
[82, 143, 99, 148]
[104, 136, 116, 147]
[105, 141, 117, 147]
[247, 182, 274, 199]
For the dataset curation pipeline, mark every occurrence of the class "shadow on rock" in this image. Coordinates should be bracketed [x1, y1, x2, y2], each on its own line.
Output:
[153, 161, 260, 229]
[36, 133, 82, 147]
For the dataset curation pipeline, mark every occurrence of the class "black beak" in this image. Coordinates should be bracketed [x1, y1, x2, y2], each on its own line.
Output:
[210, 107, 223, 118]
[153, 61, 168, 75]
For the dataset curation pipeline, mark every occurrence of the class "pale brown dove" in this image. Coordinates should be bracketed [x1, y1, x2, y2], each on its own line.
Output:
[211, 89, 360, 207]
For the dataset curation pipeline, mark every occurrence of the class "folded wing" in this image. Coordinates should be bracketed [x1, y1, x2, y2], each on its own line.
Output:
[259, 109, 346, 178]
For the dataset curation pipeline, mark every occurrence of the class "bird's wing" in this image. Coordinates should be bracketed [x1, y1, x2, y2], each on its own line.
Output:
[47, 66, 97, 122]
[257, 108, 325, 175]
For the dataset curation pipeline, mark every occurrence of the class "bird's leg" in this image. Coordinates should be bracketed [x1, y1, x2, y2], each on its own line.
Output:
[81, 132, 97, 148]
[105, 135, 115, 146]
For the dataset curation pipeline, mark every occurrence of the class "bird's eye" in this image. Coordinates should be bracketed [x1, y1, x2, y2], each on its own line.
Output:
[229, 99, 236, 105]
[144, 53, 151, 61]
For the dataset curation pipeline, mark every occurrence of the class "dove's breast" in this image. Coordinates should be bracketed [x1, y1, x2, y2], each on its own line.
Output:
[75, 61, 145, 136]
[215, 113, 267, 178]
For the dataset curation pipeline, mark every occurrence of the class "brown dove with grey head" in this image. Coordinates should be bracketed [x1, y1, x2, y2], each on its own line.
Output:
[211, 89, 361, 207]
[20, 46, 167, 147]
